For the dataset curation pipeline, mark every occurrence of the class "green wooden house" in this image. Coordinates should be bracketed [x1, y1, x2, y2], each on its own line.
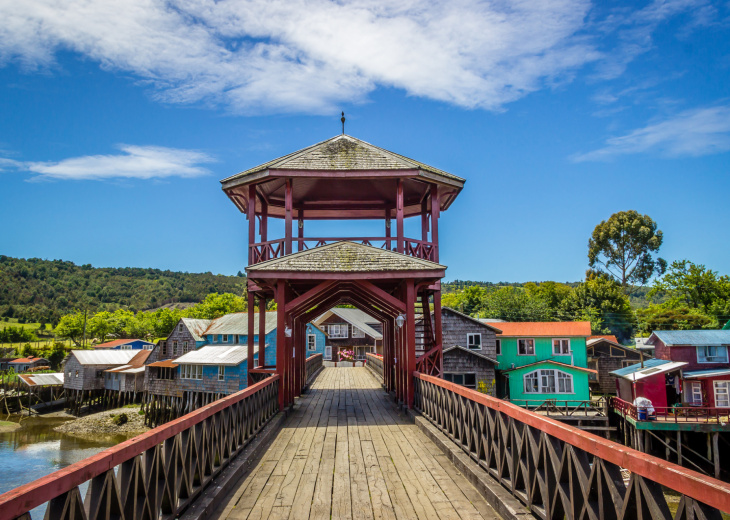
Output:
[489, 321, 596, 406]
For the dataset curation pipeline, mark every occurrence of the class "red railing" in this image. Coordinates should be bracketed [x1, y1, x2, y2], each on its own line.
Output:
[611, 396, 730, 423]
[414, 372, 730, 517]
[249, 237, 437, 264]
[0, 375, 280, 519]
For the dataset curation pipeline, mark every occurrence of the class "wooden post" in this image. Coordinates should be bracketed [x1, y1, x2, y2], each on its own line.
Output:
[285, 179, 293, 255]
[713, 432, 720, 479]
[248, 184, 256, 265]
[297, 213, 304, 252]
[406, 280, 416, 408]
[677, 431, 683, 465]
[421, 198, 429, 244]
[259, 296, 267, 368]
[247, 293, 255, 386]
[430, 185, 440, 262]
[385, 208, 392, 251]
[396, 179, 404, 254]
[276, 281, 287, 410]
[260, 200, 268, 260]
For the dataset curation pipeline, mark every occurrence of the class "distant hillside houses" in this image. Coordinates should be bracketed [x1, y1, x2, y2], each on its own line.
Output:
[93, 339, 155, 350]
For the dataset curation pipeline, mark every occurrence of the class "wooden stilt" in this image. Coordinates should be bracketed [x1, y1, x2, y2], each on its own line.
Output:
[713, 432, 720, 479]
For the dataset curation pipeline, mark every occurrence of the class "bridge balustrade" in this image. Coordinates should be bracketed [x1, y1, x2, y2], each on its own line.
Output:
[305, 353, 323, 383]
[612, 396, 730, 423]
[0, 375, 280, 520]
[414, 372, 730, 519]
[365, 352, 384, 381]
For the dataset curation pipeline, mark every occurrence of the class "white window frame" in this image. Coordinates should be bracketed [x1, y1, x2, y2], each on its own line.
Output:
[181, 364, 203, 380]
[714, 381, 729, 408]
[352, 326, 366, 338]
[307, 334, 317, 351]
[552, 338, 570, 355]
[218, 365, 225, 381]
[325, 346, 332, 360]
[696, 346, 729, 364]
[523, 369, 573, 394]
[496, 339, 501, 356]
[222, 334, 229, 343]
[467, 333, 482, 351]
[518, 338, 535, 355]
[183, 341, 189, 353]
[328, 324, 348, 339]
[689, 381, 703, 405]
[173, 340, 178, 355]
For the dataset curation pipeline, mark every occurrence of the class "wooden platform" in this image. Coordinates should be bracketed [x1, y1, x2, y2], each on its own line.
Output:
[211, 367, 501, 520]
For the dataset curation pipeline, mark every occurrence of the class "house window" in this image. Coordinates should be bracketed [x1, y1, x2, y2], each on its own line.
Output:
[183, 341, 189, 353]
[75, 370, 79, 378]
[325, 346, 332, 360]
[496, 339, 501, 356]
[697, 346, 728, 364]
[223, 334, 229, 343]
[121, 345, 131, 350]
[524, 369, 573, 394]
[162, 342, 167, 356]
[714, 381, 729, 408]
[609, 346, 625, 357]
[181, 364, 203, 380]
[218, 365, 225, 381]
[352, 326, 366, 338]
[328, 324, 348, 338]
[173, 341, 178, 355]
[467, 333, 482, 350]
[552, 339, 570, 355]
[307, 334, 317, 351]
[444, 373, 477, 389]
[689, 381, 703, 405]
[518, 339, 535, 355]
[235, 335, 239, 344]
[179, 324, 184, 332]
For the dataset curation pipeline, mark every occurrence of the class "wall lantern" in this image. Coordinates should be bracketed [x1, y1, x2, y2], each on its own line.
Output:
[285, 326, 292, 337]
[395, 314, 405, 329]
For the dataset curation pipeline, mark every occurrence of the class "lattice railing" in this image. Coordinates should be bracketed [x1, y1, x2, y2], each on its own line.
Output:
[414, 373, 730, 519]
[365, 353, 383, 381]
[305, 353, 323, 383]
[1, 375, 280, 519]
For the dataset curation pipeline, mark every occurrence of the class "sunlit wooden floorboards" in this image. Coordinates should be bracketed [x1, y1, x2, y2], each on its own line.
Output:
[211, 367, 501, 520]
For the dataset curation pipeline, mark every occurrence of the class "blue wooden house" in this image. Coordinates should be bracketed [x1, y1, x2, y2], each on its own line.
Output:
[93, 338, 155, 350]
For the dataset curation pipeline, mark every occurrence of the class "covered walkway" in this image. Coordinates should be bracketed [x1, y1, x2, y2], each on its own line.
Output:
[212, 367, 501, 520]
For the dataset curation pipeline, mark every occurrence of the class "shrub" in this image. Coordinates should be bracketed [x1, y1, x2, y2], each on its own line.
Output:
[111, 413, 128, 426]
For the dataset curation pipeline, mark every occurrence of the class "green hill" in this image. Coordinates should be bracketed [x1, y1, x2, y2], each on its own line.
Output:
[0, 255, 246, 326]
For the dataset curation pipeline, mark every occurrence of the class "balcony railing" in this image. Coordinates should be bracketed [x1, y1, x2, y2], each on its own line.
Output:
[250, 237, 436, 264]
[611, 396, 730, 423]
[414, 372, 730, 518]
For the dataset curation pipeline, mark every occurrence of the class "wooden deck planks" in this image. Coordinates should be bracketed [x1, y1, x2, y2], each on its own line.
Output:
[214, 367, 502, 520]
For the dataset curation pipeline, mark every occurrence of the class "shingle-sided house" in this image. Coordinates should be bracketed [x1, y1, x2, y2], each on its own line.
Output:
[647, 330, 730, 408]
[175, 345, 251, 396]
[103, 349, 152, 396]
[313, 308, 381, 361]
[93, 338, 155, 350]
[64, 350, 139, 392]
[8, 356, 50, 372]
[586, 335, 647, 395]
[493, 321, 595, 405]
[438, 307, 499, 393]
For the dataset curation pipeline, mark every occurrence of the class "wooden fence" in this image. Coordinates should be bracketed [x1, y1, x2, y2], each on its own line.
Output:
[0, 374, 280, 519]
[365, 353, 383, 381]
[305, 353, 323, 384]
[414, 372, 730, 519]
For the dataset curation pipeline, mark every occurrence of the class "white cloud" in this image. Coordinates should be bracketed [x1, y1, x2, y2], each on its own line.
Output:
[571, 105, 730, 161]
[0, 0, 603, 113]
[11, 145, 215, 180]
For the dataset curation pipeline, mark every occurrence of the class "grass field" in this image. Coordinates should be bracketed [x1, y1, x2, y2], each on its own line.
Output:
[0, 319, 51, 332]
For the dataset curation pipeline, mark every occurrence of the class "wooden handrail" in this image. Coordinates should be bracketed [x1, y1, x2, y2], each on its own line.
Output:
[414, 372, 730, 514]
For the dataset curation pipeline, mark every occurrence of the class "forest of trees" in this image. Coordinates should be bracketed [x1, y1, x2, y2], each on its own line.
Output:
[0, 256, 247, 326]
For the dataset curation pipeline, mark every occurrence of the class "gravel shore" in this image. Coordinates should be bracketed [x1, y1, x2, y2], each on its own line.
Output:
[54, 406, 149, 439]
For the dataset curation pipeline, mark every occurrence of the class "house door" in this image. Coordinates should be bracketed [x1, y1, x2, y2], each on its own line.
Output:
[325, 346, 332, 360]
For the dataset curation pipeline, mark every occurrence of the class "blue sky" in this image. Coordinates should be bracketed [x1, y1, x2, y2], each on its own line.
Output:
[1, 0, 729, 283]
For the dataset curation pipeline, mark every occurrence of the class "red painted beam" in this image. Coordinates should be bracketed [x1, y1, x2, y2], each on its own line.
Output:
[247, 271, 445, 281]
[0, 375, 280, 518]
[414, 372, 730, 514]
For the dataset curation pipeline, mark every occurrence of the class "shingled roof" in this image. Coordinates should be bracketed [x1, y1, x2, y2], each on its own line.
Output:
[246, 241, 446, 273]
[221, 134, 464, 184]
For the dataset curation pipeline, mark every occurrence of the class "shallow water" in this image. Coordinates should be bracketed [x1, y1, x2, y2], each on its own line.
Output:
[0, 416, 125, 517]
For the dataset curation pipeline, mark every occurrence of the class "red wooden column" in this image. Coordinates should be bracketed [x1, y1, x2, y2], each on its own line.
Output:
[276, 280, 287, 410]
[260, 200, 268, 260]
[248, 185, 256, 265]
[405, 280, 417, 408]
[396, 179, 404, 254]
[285, 179, 293, 255]
[247, 292, 255, 385]
[258, 296, 266, 368]
[430, 185, 440, 262]
[433, 287, 443, 375]
[421, 199, 429, 244]
[385, 208, 392, 251]
[297, 213, 304, 252]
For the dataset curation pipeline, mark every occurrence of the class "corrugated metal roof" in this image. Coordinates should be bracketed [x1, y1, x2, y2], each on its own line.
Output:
[314, 308, 382, 340]
[175, 345, 258, 366]
[493, 322, 592, 337]
[683, 368, 730, 378]
[18, 373, 64, 386]
[610, 359, 687, 380]
[71, 350, 139, 365]
[180, 318, 213, 342]
[204, 312, 278, 336]
[647, 330, 730, 346]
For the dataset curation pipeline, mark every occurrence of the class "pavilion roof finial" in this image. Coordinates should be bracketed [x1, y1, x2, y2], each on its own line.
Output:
[341, 111, 345, 135]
